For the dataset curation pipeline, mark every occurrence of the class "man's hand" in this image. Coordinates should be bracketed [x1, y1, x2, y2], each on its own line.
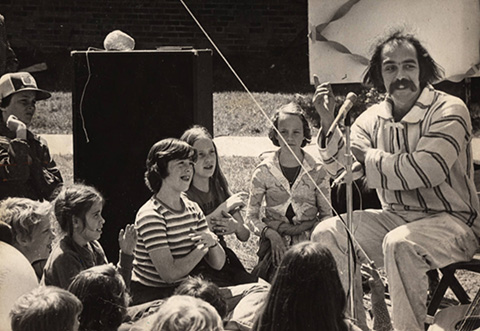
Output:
[6, 115, 27, 139]
[331, 161, 364, 186]
[312, 75, 336, 133]
[351, 145, 367, 164]
[118, 224, 137, 256]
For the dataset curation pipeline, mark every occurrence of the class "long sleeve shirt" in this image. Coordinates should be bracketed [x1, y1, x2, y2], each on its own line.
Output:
[0, 122, 62, 201]
[318, 85, 480, 238]
[246, 149, 332, 244]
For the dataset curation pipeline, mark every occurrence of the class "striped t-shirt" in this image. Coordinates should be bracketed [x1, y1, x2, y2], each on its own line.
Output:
[132, 194, 208, 287]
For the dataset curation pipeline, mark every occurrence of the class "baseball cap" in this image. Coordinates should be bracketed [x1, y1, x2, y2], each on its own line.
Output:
[0, 72, 51, 102]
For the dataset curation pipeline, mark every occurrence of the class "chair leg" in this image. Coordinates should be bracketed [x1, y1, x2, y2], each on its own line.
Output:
[426, 271, 451, 319]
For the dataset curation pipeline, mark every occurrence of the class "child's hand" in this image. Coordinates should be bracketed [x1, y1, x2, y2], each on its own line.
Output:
[6, 115, 27, 139]
[265, 229, 286, 266]
[225, 192, 248, 212]
[189, 230, 218, 252]
[211, 210, 239, 235]
[118, 224, 137, 256]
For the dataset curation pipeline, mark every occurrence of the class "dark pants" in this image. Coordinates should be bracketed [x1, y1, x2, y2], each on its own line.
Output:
[129, 280, 176, 306]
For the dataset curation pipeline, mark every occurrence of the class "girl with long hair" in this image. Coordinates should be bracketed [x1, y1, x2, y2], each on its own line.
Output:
[181, 125, 257, 286]
[252, 241, 361, 331]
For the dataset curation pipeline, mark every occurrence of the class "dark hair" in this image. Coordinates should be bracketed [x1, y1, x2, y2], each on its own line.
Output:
[10, 286, 83, 331]
[175, 276, 228, 319]
[144, 138, 197, 193]
[268, 102, 312, 148]
[363, 30, 444, 92]
[0, 94, 12, 108]
[53, 183, 104, 237]
[253, 242, 348, 331]
[180, 125, 231, 202]
[68, 264, 129, 331]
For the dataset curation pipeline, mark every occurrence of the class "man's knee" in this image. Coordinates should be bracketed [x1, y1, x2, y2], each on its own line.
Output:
[311, 216, 340, 242]
[382, 228, 412, 258]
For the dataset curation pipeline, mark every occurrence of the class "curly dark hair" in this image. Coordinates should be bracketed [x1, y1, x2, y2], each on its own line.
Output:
[68, 264, 129, 331]
[268, 102, 312, 147]
[363, 30, 444, 92]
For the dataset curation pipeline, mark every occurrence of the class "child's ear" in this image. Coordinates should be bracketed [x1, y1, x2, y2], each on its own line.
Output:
[72, 216, 83, 231]
[15, 232, 32, 247]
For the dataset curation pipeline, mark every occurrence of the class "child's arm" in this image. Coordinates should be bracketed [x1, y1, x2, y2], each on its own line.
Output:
[148, 247, 209, 283]
[361, 263, 393, 331]
[189, 230, 226, 270]
[205, 192, 247, 224]
[245, 168, 267, 236]
[117, 224, 137, 288]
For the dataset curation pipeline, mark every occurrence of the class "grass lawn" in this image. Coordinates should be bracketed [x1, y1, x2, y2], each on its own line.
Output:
[47, 91, 480, 308]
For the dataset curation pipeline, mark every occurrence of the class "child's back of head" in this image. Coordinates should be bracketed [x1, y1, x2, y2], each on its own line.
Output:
[10, 286, 82, 331]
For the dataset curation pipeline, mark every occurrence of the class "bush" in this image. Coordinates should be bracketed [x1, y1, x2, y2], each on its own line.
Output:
[294, 87, 386, 129]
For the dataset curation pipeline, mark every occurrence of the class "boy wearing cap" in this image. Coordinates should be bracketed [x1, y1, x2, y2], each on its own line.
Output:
[0, 72, 62, 201]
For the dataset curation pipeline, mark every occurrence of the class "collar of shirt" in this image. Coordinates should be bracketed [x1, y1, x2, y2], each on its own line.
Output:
[377, 84, 435, 124]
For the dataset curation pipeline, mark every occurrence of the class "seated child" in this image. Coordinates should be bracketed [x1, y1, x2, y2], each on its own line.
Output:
[130, 138, 225, 305]
[68, 264, 129, 331]
[150, 295, 224, 331]
[246, 102, 331, 282]
[252, 241, 361, 331]
[0, 197, 55, 330]
[10, 286, 82, 331]
[181, 125, 257, 286]
[0, 197, 54, 269]
[42, 183, 137, 289]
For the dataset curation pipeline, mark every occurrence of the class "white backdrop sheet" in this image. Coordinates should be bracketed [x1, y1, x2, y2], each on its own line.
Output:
[308, 0, 480, 84]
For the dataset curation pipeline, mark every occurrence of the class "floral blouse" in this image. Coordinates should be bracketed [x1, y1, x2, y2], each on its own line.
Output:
[246, 149, 332, 244]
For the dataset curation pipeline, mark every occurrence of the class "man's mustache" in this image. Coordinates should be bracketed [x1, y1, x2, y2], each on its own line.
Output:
[388, 79, 417, 93]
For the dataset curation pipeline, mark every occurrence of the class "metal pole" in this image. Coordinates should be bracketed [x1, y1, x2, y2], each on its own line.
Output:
[344, 115, 356, 318]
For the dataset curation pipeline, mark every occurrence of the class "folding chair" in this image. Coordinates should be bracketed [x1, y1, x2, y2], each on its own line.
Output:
[424, 255, 480, 328]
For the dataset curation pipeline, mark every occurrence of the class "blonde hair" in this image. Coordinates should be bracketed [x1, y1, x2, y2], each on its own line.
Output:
[151, 295, 224, 331]
[0, 197, 53, 244]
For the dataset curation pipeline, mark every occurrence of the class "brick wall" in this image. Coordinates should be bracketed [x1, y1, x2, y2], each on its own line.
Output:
[2, 0, 310, 91]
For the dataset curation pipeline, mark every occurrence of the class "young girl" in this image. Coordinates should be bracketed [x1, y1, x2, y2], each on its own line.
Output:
[180, 125, 257, 285]
[130, 138, 225, 305]
[42, 183, 137, 289]
[246, 102, 331, 282]
[252, 242, 361, 331]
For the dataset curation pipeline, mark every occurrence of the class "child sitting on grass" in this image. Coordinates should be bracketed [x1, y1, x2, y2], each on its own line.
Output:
[68, 264, 130, 331]
[246, 102, 332, 282]
[10, 286, 83, 331]
[130, 138, 225, 305]
[181, 125, 257, 286]
[42, 183, 137, 289]
[150, 295, 224, 331]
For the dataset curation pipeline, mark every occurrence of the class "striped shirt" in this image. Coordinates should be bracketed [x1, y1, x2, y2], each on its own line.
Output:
[132, 194, 209, 287]
[319, 85, 480, 237]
